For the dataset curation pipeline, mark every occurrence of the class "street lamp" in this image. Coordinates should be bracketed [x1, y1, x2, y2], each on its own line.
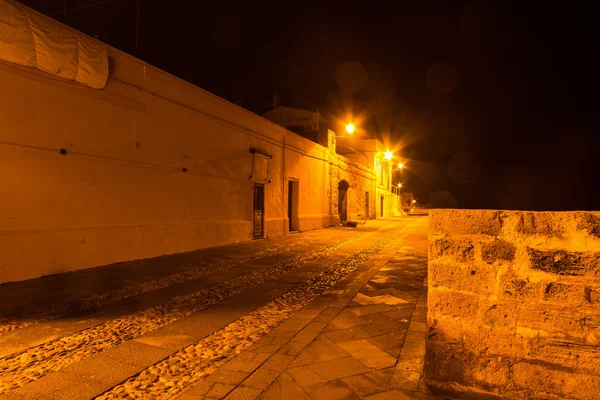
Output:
[397, 163, 403, 169]
[345, 123, 355, 134]
[384, 151, 393, 160]
[397, 183, 403, 188]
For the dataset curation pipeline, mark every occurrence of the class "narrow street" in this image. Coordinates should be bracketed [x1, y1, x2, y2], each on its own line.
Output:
[0, 217, 429, 400]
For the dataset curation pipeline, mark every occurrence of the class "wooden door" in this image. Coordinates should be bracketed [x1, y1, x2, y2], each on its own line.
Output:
[253, 184, 264, 237]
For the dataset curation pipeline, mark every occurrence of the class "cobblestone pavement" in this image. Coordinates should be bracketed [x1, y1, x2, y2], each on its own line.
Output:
[0, 237, 319, 335]
[0, 217, 435, 400]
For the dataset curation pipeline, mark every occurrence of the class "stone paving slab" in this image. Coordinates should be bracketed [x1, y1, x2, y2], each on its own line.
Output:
[179, 230, 414, 399]
[0, 230, 358, 342]
[4, 238, 370, 398]
[0, 232, 354, 357]
[0, 317, 107, 358]
[0, 228, 354, 323]
[1, 218, 436, 400]
[2, 220, 420, 400]
[179, 224, 435, 400]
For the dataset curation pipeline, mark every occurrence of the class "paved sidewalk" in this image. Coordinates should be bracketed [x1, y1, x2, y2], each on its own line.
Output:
[180, 225, 432, 399]
[2, 218, 430, 400]
[0, 227, 356, 359]
[1, 217, 435, 400]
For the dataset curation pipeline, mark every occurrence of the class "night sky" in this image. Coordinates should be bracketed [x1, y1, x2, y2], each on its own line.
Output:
[20, 1, 599, 211]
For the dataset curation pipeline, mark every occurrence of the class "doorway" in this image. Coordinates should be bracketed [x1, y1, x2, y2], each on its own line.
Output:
[380, 195, 384, 218]
[365, 192, 370, 219]
[338, 180, 350, 223]
[253, 184, 264, 238]
[288, 180, 300, 232]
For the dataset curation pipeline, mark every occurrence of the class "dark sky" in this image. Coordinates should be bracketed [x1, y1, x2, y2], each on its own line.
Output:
[21, 1, 599, 211]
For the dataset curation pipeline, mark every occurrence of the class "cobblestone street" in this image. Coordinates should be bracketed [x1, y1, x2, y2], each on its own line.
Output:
[0, 217, 431, 400]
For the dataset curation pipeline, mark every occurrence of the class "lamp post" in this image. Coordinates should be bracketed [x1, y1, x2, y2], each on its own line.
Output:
[334, 123, 356, 139]
[391, 160, 404, 194]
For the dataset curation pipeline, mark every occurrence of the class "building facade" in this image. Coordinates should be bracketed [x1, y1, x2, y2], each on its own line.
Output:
[399, 192, 416, 213]
[0, 1, 394, 283]
[336, 138, 399, 219]
[262, 107, 399, 221]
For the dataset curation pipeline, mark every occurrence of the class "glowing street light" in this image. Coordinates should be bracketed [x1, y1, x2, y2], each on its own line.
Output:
[397, 163, 404, 169]
[384, 151, 393, 160]
[398, 183, 403, 188]
[345, 123, 355, 134]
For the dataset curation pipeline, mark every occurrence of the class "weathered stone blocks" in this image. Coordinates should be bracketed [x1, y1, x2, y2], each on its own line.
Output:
[530, 338, 600, 374]
[428, 288, 478, 319]
[541, 282, 593, 305]
[425, 336, 511, 394]
[427, 210, 600, 400]
[528, 248, 599, 276]
[515, 212, 564, 236]
[429, 237, 475, 262]
[429, 260, 497, 294]
[573, 212, 600, 239]
[481, 301, 519, 328]
[512, 362, 600, 400]
[429, 209, 502, 236]
[481, 239, 516, 264]
[587, 287, 600, 304]
[497, 270, 538, 302]
[516, 304, 600, 334]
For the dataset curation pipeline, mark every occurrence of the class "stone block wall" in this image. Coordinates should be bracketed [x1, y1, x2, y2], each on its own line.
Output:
[426, 210, 600, 400]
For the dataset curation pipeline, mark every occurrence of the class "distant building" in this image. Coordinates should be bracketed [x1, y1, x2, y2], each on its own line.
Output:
[399, 192, 415, 213]
[262, 106, 399, 220]
[261, 106, 321, 144]
[336, 138, 399, 218]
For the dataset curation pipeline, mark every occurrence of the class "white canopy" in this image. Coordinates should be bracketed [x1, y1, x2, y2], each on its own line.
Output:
[0, 0, 108, 89]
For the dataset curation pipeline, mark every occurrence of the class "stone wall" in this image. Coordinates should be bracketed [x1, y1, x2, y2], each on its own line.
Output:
[0, 33, 376, 283]
[426, 210, 600, 400]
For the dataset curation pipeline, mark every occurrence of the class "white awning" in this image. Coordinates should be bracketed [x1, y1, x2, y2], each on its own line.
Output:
[0, 0, 108, 89]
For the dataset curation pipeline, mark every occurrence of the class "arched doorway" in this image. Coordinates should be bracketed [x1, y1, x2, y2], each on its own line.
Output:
[338, 180, 350, 223]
